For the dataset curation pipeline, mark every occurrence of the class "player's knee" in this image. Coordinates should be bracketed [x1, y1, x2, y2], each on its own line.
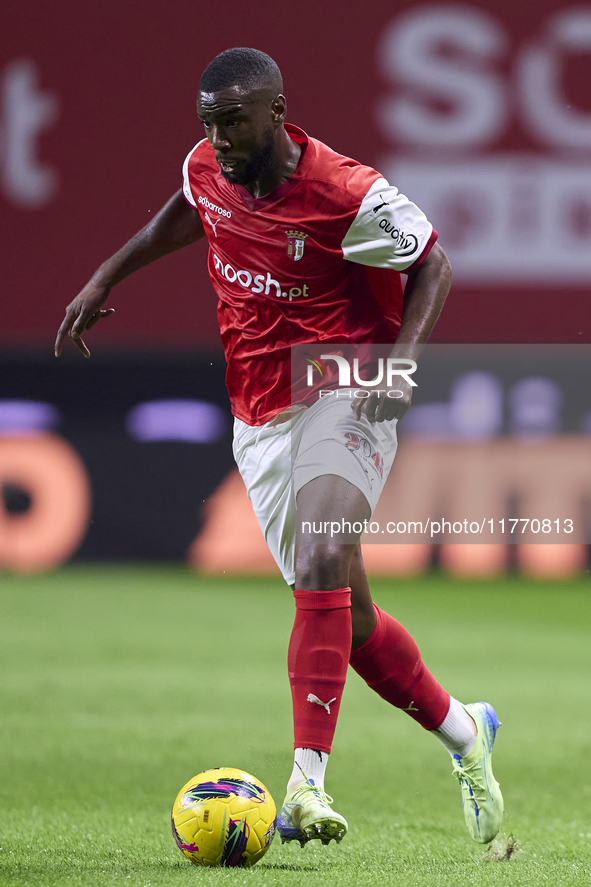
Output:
[295, 543, 351, 590]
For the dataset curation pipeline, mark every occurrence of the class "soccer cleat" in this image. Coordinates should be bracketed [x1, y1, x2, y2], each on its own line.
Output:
[277, 777, 348, 847]
[452, 701, 504, 844]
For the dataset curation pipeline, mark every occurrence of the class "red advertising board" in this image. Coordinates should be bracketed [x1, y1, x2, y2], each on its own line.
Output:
[2, 0, 590, 349]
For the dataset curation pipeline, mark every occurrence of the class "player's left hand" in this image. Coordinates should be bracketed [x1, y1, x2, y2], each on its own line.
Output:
[351, 376, 413, 423]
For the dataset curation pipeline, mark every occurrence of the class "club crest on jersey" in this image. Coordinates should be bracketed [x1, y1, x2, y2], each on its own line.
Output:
[285, 230, 308, 262]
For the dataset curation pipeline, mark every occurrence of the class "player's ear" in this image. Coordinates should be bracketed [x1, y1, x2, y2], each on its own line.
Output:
[270, 94, 286, 126]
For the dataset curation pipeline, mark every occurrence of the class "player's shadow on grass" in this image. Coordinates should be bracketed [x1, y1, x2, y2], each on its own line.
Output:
[260, 862, 322, 872]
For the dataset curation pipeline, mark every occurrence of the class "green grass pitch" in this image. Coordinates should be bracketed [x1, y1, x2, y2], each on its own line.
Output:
[0, 566, 590, 886]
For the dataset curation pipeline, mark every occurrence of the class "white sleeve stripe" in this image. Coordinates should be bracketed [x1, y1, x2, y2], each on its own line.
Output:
[182, 140, 207, 207]
[341, 177, 433, 272]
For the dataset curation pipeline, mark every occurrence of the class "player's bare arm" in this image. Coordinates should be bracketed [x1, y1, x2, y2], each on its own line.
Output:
[352, 241, 452, 423]
[54, 189, 205, 358]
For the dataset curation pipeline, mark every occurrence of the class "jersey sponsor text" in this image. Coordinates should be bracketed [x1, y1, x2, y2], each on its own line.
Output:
[375, 216, 418, 254]
[198, 194, 232, 218]
[212, 252, 310, 301]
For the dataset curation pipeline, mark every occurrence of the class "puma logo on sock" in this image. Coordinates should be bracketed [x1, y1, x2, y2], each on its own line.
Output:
[307, 693, 337, 714]
[404, 701, 419, 711]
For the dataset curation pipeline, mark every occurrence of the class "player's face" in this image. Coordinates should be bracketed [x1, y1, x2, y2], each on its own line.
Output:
[197, 87, 281, 186]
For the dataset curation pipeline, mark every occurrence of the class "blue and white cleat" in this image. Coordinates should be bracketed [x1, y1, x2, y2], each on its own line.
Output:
[277, 778, 348, 847]
[452, 702, 504, 843]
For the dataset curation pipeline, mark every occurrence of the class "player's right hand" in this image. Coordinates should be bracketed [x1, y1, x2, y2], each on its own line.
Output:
[54, 285, 114, 358]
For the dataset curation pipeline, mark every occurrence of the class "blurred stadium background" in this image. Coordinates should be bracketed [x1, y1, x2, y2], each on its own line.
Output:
[2, 0, 591, 580]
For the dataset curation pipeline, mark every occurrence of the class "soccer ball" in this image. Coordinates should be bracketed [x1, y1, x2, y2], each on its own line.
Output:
[171, 767, 277, 867]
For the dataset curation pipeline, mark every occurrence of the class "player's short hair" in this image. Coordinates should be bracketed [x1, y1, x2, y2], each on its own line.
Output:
[199, 48, 283, 95]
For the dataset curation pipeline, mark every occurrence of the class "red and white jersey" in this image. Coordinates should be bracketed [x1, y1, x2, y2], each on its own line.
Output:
[182, 124, 437, 425]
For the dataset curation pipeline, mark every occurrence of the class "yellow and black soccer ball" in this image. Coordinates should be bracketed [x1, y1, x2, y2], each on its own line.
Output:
[171, 767, 276, 867]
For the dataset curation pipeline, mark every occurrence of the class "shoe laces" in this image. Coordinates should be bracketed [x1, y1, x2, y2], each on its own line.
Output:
[309, 785, 334, 807]
[452, 759, 488, 803]
[293, 769, 334, 807]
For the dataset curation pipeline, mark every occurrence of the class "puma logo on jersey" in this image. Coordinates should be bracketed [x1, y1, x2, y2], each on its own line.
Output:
[307, 693, 337, 714]
[372, 194, 390, 213]
[205, 211, 222, 236]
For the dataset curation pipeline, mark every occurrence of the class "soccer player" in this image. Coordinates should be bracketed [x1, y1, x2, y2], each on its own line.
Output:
[55, 48, 503, 848]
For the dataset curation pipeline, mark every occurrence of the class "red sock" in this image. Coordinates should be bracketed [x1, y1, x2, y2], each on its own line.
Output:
[288, 588, 352, 754]
[349, 604, 450, 730]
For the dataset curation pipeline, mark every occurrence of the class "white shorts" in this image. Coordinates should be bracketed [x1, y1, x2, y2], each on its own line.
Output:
[233, 394, 398, 585]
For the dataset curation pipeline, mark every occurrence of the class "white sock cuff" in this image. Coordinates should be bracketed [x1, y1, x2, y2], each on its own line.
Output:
[433, 697, 476, 758]
[286, 747, 328, 792]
